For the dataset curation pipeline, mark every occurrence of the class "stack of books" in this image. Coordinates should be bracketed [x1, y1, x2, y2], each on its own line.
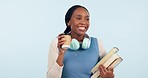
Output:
[91, 47, 123, 78]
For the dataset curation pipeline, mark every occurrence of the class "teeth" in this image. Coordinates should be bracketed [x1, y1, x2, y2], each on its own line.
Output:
[78, 27, 85, 30]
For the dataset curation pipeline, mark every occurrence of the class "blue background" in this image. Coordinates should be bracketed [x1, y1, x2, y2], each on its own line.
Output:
[0, 0, 148, 78]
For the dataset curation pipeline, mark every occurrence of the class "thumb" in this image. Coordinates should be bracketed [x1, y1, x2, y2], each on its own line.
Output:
[108, 66, 114, 72]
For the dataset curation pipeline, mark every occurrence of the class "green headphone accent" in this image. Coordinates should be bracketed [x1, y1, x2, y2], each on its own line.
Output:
[70, 35, 91, 50]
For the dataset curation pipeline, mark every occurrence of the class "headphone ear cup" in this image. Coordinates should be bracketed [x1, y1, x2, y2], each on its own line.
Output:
[82, 38, 90, 49]
[70, 39, 80, 50]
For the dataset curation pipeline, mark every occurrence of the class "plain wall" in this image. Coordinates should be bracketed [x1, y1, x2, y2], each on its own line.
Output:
[0, 0, 148, 78]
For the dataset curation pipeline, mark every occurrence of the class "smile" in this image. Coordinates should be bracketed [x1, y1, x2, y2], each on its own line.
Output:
[78, 27, 86, 31]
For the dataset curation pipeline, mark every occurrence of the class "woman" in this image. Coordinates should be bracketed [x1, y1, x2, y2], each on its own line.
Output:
[46, 5, 114, 78]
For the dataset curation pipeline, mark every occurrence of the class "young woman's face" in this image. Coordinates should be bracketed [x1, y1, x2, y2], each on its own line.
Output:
[68, 7, 90, 36]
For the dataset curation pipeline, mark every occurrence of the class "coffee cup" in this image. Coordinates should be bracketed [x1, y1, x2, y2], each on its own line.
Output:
[61, 35, 71, 49]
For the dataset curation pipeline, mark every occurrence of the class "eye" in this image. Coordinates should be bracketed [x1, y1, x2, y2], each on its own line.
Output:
[85, 16, 89, 21]
[86, 18, 89, 21]
[76, 17, 81, 20]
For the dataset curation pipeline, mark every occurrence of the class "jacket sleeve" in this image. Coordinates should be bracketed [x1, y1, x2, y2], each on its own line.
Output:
[98, 39, 107, 59]
[46, 38, 63, 78]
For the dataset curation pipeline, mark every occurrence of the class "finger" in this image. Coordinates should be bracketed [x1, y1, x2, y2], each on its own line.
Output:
[59, 38, 66, 43]
[57, 35, 65, 46]
[58, 35, 64, 40]
[58, 33, 64, 36]
[99, 65, 106, 76]
[106, 67, 114, 78]
[108, 66, 114, 72]
[101, 65, 108, 72]
[58, 41, 65, 49]
[106, 72, 114, 78]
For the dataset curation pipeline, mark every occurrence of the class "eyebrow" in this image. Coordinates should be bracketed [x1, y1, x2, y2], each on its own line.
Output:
[75, 14, 89, 18]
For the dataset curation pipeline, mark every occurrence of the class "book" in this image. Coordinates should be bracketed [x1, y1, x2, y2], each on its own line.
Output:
[91, 47, 123, 78]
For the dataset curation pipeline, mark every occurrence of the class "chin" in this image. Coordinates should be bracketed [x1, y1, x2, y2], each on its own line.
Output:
[77, 32, 86, 36]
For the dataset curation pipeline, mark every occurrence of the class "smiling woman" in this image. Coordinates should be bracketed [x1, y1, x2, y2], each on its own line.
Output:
[46, 5, 114, 78]
[67, 7, 90, 40]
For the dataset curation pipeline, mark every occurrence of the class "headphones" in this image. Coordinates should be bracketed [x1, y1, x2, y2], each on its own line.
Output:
[70, 35, 91, 50]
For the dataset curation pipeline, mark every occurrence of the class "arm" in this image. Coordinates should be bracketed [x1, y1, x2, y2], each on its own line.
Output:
[98, 39, 114, 78]
[98, 39, 107, 59]
[46, 38, 63, 78]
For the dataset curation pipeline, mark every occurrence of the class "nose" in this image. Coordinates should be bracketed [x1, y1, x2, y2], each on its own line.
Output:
[80, 20, 87, 25]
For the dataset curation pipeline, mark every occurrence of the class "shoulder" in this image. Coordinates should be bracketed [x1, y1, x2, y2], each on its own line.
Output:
[49, 37, 59, 52]
[90, 37, 102, 46]
[90, 36, 106, 58]
[51, 37, 58, 44]
[50, 37, 58, 46]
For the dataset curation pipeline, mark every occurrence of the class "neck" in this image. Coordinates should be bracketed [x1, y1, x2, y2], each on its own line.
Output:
[70, 33, 85, 42]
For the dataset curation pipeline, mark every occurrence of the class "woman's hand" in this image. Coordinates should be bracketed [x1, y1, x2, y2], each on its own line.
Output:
[99, 65, 114, 78]
[57, 34, 67, 54]
[56, 34, 68, 66]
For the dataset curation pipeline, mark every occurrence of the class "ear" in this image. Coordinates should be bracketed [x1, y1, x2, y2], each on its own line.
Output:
[67, 21, 71, 26]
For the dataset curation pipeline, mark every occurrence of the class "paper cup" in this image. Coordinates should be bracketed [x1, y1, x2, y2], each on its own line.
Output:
[61, 35, 71, 49]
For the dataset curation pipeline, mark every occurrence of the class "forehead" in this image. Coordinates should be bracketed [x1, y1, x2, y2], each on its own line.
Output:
[72, 7, 89, 17]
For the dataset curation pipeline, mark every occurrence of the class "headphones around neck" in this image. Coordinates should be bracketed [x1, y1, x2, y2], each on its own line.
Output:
[70, 35, 91, 50]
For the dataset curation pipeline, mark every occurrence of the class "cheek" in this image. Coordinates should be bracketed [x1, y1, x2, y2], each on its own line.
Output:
[88, 22, 90, 26]
[87, 22, 90, 27]
[70, 25, 76, 30]
[69, 22, 78, 29]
